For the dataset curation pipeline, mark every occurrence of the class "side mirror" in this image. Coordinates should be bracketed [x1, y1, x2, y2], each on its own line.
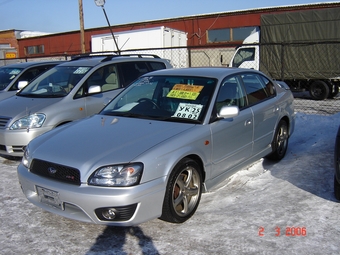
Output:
[18, 81, 28, 90]
[88, 85, 101, 94]
[218, 105, 239, 119]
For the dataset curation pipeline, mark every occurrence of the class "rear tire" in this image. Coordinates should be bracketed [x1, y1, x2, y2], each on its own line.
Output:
[266, 120, 288, 161]
[334, 176, 340, 200]
[160, 158, 202, 223]
[309, 81, 329, 100]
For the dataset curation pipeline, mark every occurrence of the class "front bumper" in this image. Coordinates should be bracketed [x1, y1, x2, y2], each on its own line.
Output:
[17, 163, 167, 226]
[0, 126, 52, 157]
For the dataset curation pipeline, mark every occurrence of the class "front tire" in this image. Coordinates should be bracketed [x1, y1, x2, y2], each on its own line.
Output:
[266, 120, 289, 161]
[160, 158, 202, 223]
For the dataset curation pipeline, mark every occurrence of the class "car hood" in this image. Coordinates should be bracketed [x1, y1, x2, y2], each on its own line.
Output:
[0, 96, 62, 117]
[30, 115, 195, 174]
[0, 91, 17, 102]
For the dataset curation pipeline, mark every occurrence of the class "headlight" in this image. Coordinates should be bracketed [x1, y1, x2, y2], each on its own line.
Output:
[88, 163, 143, 187]
[22, 146, 32, 168]
[10, 113, 46, 130]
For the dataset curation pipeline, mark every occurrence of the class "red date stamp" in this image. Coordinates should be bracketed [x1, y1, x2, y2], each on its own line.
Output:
[258, 226, 307, 237]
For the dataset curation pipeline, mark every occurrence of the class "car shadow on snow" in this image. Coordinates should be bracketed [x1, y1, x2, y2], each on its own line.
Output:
[85, 226, 160, 255]
[263, 145, 337, 203]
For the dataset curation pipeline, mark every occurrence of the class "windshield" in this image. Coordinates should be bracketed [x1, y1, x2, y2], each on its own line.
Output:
[101, 75, 217, 123]
[0, 67, 23, 90]
[17, 66, 91, 98]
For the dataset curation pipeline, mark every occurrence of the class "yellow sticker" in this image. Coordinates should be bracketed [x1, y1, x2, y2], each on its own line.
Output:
[167, 84, 204, 100]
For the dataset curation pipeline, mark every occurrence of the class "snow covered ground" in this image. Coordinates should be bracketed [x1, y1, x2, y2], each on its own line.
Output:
[1, 112, 340, 255]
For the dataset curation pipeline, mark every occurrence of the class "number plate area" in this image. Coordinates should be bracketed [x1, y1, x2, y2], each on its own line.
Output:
[36, 186, 64, 210]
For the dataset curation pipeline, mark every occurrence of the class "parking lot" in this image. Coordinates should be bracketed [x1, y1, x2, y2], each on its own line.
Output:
[1, 106, 340, 254]
[293, 92, 340, 115]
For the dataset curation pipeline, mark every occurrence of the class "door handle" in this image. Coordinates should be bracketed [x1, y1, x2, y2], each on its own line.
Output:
[245, 119, 252, 126]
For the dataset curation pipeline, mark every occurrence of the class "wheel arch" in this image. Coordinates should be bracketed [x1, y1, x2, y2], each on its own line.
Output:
[280, 115, 291, 136]
[55, 121, 72, 127]
[184, 154, 206, 183]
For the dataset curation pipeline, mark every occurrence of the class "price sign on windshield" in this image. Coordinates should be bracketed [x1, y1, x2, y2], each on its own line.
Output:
[172, 103, 203, 120]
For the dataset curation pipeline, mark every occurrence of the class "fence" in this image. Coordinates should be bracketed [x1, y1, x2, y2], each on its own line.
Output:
[1, 43, 339, 115]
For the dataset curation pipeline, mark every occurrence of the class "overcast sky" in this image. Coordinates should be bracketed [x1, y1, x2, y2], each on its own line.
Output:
[0, 0, 337, 33]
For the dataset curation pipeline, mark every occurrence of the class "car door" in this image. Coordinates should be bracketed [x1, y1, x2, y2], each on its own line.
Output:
[241, 73, 279, 155]
[75, 64, 123, 116]
[210, 75, 253, 179]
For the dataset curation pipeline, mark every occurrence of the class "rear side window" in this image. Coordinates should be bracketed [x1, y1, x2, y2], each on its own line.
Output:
[148, 61, 167, 71]
[241, 73, 276, 105]
[119, 61, 167, 87]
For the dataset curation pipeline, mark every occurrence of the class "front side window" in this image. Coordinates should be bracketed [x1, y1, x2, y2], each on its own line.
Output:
[10, 65, 55, 91]
[75, 64, 119, 98]
[232, 48, 255, 68]
[215, 75, 246, 112]
[0, 67, 23, 90]
[101, 75, 217, 124]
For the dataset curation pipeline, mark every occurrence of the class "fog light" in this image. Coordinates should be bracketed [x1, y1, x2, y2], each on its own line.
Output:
[102, 209, 116, 220]
[95, 204, 137, 221]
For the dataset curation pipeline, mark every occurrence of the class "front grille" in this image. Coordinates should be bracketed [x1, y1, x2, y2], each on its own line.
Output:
[95, 204, 138, 221]
[0, 116, 11, 128]
[0, 145, 6, 151]
[30, 159, 81, 185]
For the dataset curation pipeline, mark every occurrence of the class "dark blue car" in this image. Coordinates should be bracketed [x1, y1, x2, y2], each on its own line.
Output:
[334, 126, 340, 199]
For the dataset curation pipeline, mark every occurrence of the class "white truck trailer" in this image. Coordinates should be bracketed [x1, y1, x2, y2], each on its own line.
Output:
[91, 26, 187, 68]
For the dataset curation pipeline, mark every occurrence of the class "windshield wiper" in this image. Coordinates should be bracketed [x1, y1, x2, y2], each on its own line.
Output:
[102, 111, 201, 123]
[17, 93, 65, 98]
[102, 111, 149, 119]
[154, 116, 201, 124]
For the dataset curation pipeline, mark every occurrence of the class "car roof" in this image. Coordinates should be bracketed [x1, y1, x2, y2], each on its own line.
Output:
[0, 61, 65, 69]
[59, 54, 170, 68]
[143, 67, 265, 80]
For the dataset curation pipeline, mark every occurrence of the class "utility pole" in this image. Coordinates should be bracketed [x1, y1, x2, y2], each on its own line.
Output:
[79, 0, 86, 53]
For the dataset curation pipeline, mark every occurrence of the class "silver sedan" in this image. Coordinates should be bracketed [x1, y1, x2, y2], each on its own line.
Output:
[17, 67, 295, 226]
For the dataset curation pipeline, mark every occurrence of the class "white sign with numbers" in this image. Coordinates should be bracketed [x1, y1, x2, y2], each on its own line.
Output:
[172, 103, 203, 120]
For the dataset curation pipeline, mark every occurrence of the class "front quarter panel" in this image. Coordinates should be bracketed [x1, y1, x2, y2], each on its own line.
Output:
[135, 124, 212, 185]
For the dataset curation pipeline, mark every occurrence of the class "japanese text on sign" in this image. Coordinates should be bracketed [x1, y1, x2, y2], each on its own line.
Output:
[167, 84, 203, 100]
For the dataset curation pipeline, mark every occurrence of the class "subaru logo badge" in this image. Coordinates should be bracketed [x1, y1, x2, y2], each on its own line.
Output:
[48, 167, 57, 175]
